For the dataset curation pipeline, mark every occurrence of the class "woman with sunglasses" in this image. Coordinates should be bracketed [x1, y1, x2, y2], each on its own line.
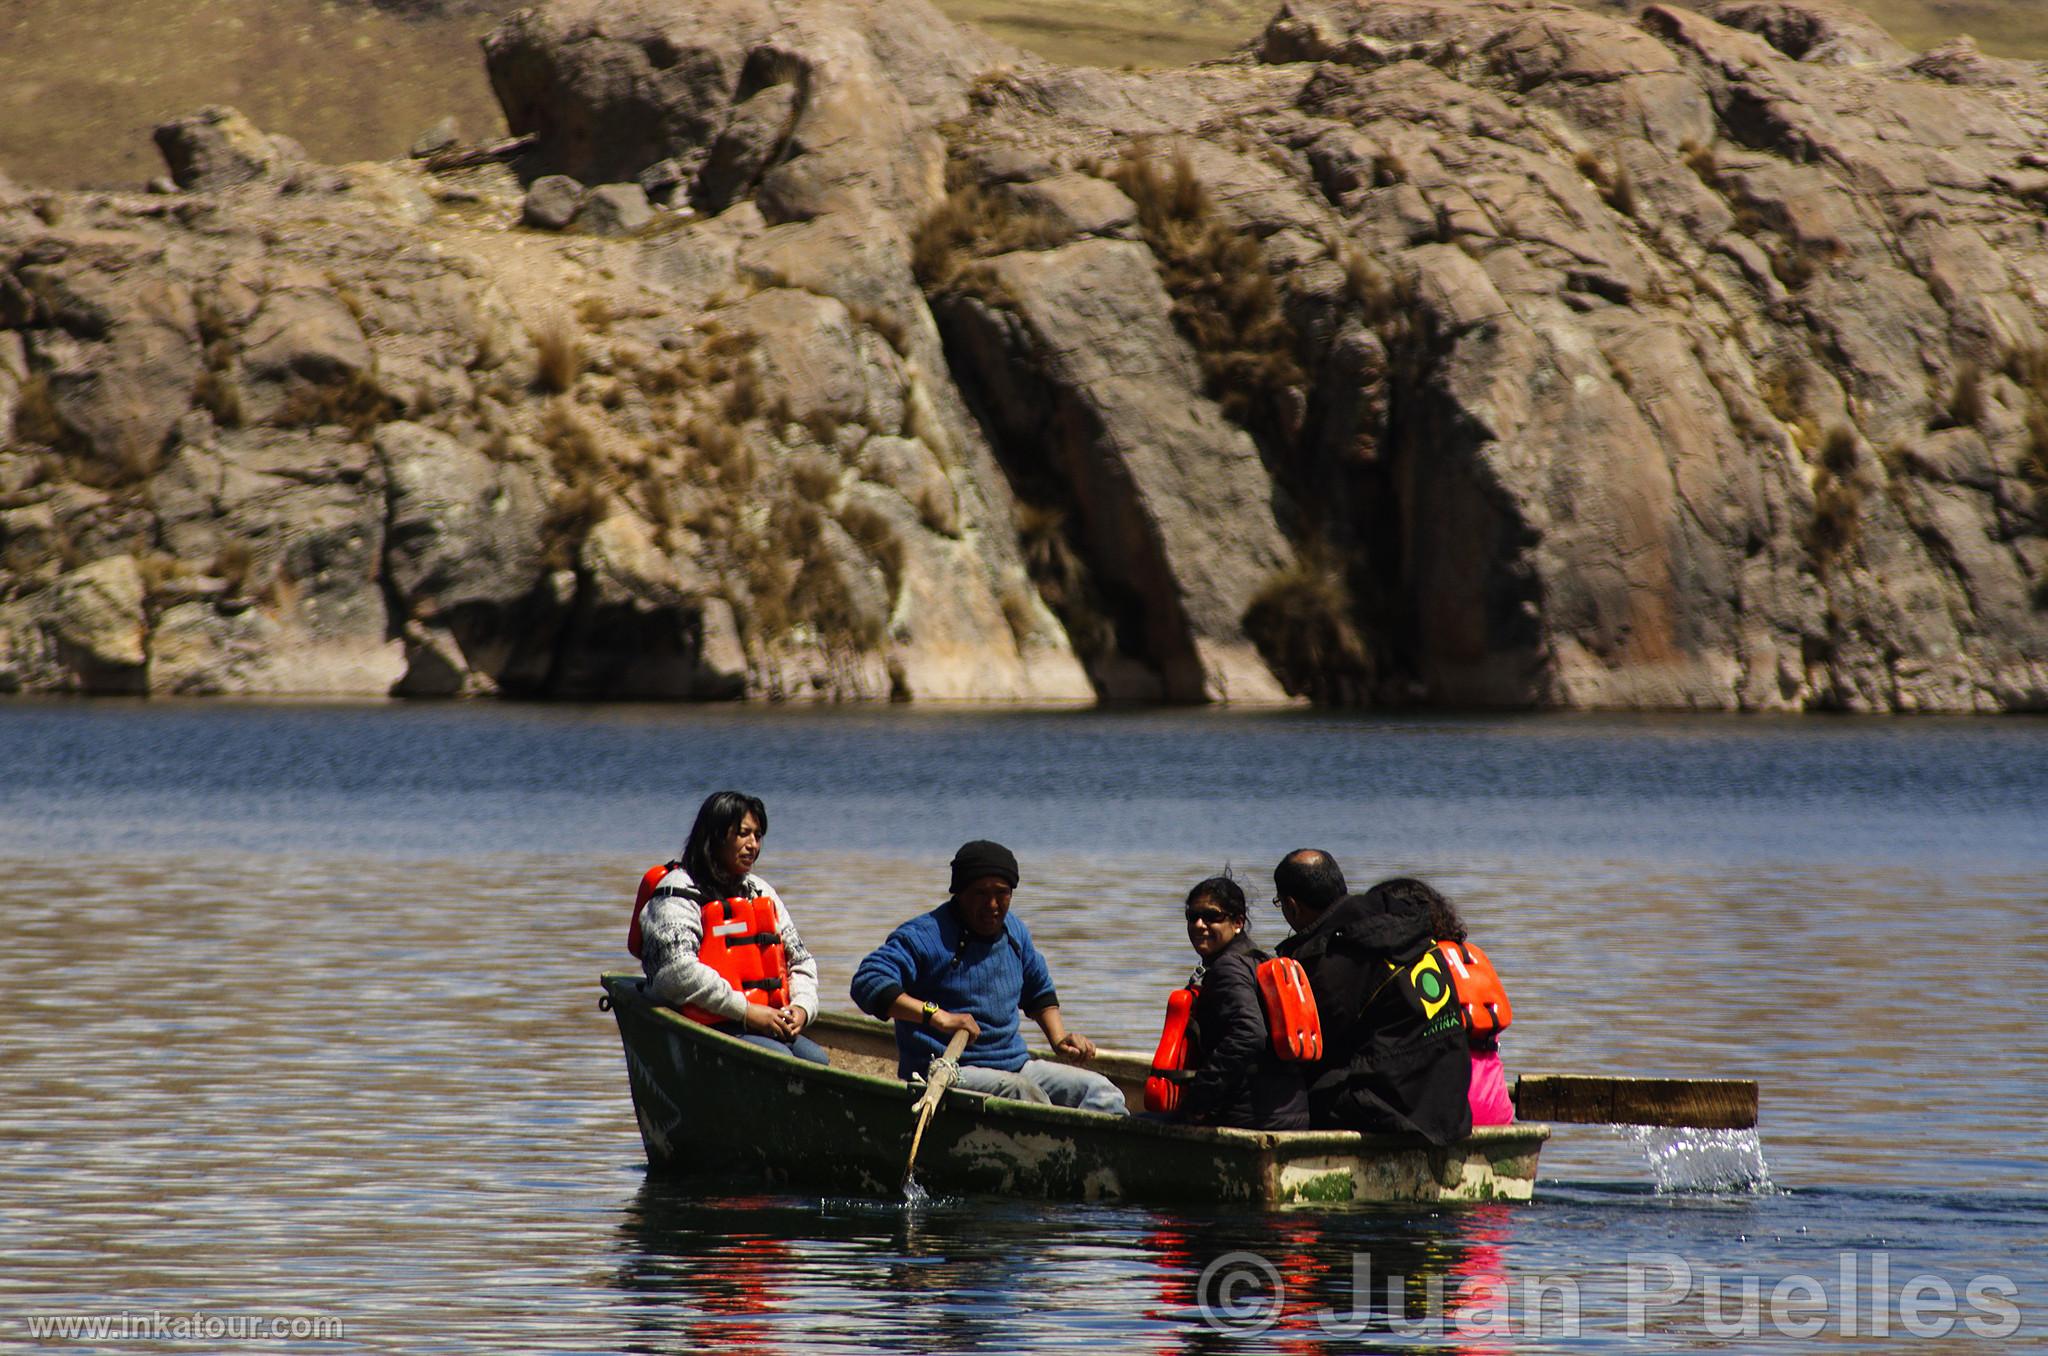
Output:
[1164, 874, 1309, 1130]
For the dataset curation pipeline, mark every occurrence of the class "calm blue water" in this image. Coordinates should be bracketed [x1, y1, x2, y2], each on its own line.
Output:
[0, 702, 2043, 1352]
[2, 701, 2042, 868]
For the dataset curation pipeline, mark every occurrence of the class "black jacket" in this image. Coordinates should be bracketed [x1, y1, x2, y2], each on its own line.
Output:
[1276, 893, 1473, 1145]
[1180, 934, 1311, 1131]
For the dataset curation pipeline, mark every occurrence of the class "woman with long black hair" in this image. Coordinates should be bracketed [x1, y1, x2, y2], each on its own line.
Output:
[637, 790, 829, 1065]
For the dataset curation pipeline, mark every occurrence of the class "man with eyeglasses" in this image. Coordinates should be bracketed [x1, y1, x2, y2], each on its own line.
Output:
[1273, 849, 1473, 1145]
[850, 839, 1128, 1113]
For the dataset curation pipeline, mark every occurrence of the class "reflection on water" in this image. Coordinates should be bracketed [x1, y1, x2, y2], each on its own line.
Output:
[0, 706, 2042, 1349]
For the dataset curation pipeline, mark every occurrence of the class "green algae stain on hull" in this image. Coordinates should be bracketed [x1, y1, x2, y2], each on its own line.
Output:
[603, 974, 1548, 1207]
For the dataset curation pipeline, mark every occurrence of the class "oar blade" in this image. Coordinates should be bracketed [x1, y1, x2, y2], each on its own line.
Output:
[1513, 1074, 1758, 1129]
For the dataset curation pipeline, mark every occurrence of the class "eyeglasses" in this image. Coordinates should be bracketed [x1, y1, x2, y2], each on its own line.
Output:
[1184, 909, 1234, 925]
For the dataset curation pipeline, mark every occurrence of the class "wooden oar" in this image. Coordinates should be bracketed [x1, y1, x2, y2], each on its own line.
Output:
[904, 1027, 972, 1187]
[1511, 1074, 1758, 1130]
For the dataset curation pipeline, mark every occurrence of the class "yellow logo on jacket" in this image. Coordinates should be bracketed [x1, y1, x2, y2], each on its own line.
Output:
[1408, 951, 1453, 1021]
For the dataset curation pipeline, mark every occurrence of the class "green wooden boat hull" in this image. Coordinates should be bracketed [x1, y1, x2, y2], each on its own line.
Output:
[602, 973, 1548, 1206]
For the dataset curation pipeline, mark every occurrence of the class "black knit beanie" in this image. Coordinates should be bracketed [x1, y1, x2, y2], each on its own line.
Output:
[949, 840, 1020, 893]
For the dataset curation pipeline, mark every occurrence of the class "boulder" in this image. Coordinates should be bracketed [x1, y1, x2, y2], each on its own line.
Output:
[695, 82, 799, 214]
[231, 279, 375, 424]
[947, 238, 1293, 703]
[410, 116, 461, 159]
[521, 174, 585, 230]
[153, 107, 282, 191]
[376, 421, 552, 691]
[10, 238, 199, 479]
[0, 553, 156, 693]
[720, 287, 889, 436]
[5, 0, 2048, 711]
[637, 157, 689, 205]
[483, 0, 1008, 216]
[547, 513, 747, 698]
[1000, 173, 1138, 238]
[581, 183, 655, 236]
[148, 429, 402, 695]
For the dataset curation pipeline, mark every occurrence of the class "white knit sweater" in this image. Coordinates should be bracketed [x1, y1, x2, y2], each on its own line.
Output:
[638, 867, 821, 1021]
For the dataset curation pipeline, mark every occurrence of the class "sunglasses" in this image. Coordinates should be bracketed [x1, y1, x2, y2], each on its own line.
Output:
[1183, 908, 1236, 924]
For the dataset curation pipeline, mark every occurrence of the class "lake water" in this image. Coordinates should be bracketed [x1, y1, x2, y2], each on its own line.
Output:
[1, 702, 2043, 1351]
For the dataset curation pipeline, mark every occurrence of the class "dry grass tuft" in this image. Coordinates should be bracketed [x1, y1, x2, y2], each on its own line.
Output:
[1996, 342, 2048, 532]
[11, 371, 70, 448]
[538, 398, 611, 569]
[1804, 471, 1862, 568]
[732, 499, 885, 651]
[1938, 361, 1985, 430]
[1802, 428, 1867, 572]
[136, 552, 192, 599]
[194, 364, 244, 429]
[1770, 241, 1818, 291]
[790, 454, 842, 505]
[1758, 358, 1815, 428]
[542, 478, 607, 571]
[911, 180, 1068, 299]
[849, 302, 912, 356]
[838, 499, 905, 598]
[1014, 499, 1115, 662]
[276, 370, 397, 439]
[1338, 244, 1410, 329]
[1242, 546, 1373, 704]
[634, 454, 679, 531]
[210, 541, 255, 597]
[1680, 138, 1720, 187]
[1820, 424, 1859, 477]
[530, 308, 584, 395]
[1575, 149, 1636, 216]
[1107, 147, 1303, 433]
[726, 361, 765, 422]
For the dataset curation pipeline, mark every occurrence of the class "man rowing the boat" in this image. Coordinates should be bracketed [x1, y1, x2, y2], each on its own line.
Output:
[850, 840, 1128, 1114]
[1273, 849, 1472, 1145]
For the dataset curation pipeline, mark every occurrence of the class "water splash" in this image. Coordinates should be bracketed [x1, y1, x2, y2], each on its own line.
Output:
[816, 1175, 963, 1214]
[1614, 1126, 1775, 1194]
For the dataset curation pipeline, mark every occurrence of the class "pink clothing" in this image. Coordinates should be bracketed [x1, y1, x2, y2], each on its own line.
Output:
[1469, 1048, 1515, 1126]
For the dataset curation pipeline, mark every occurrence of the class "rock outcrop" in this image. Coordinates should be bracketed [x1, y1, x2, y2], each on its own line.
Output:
[3, 0, 2047, 709]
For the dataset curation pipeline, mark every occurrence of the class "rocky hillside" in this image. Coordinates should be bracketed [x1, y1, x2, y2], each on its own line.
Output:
[3, 0, 2046, 709]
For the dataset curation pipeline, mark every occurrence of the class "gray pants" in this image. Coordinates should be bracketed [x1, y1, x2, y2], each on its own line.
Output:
[954, 1060, 1128, 1115]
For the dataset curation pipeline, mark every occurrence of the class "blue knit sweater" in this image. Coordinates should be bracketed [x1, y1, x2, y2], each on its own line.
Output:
[849, 902, 1059, 1077]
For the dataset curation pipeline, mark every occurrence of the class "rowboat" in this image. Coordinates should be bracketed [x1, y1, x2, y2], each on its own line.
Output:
[600, 972, 1551, 1205]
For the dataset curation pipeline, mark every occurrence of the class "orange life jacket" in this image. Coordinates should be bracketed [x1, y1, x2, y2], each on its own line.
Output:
[1143, 956, 1324, 1113]
[1435, 938, 1512, 1037]
[1255, 955, 1322, 1062]
[1144, 987, 1196, 1114]
[677, 893, 790, 1026]
[626, 860, 677, 959]
[629, 864, 791, 1026]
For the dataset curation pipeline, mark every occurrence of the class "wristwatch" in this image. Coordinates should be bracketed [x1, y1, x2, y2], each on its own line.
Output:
[920, 1001, 939, 1028]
